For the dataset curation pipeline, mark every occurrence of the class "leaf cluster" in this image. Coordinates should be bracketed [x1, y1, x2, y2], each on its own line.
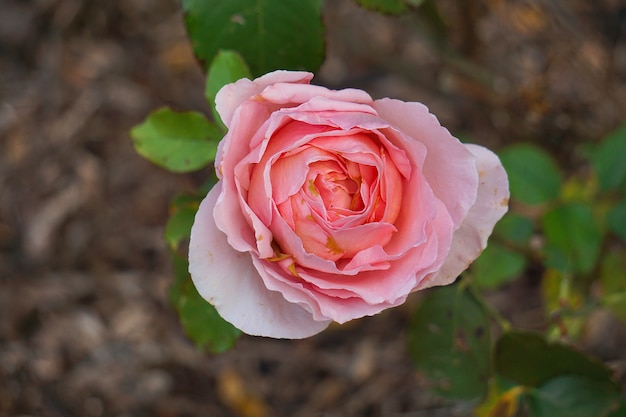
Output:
[408, 124, 626, 415]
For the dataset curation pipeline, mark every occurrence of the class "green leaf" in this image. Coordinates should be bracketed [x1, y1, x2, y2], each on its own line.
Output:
[607, 199, 626, 242]
[499, 143, 562, 205]
[608, 401, 626, 417]
[604, 293, 626, 323]
[494, 331, 612, 387]
[354, 0, 425, 13]
[600, 248, 626, 295]
[131, 107, 222, 173]
[600, 249, 626, 323]
[541, 203, 603, 274]
[494, 213, 535, 246]
[407, 284, 491, 401]
[526, 375, 622, 417]
[591, 122, 626, 192]
[354, 0, 407, 14]
[540, 269, 587, 340]
[183, 0, 325, 77]
[170, 252, 241, 353]
[475, 383, 524, 417]
[164, 196, 201, 251]
[472, 242, 526, 289]
[205, 50, 252, 129]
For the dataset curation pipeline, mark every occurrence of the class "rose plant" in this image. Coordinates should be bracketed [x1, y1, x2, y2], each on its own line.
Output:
[188, 70, 509, 339]
[131, 1, 626, 411]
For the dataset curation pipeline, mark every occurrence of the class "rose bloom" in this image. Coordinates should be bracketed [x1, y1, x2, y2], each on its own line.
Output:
[189, 70, 509, 339]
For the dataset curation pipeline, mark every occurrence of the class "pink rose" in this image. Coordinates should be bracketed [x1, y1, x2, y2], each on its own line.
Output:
[189, 70, 509, 339]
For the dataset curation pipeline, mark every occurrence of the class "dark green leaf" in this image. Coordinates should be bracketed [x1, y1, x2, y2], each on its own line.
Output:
[472, 242, 526, 289]
[526, 375, 622, 417]
[407, 284, 491, 401]
[354, 0, 407, 14]
[494, 213, 534, 246]
[198, 174, 219, 196]
[494, 331, 612, 387]
[205, 50, 251, 129]
[541, 203, 603, 274]
[499, 143, 562, 205]
[591, 122, 626, 192]
[604, 293, 626, 323]
[183, 0, 325, 77]
[608, 401, 626, 417]
[600, 248, 626, 295]
[164, 196, 200, 251]
[607, 199, 626, 242]
[170, 252, 241, 353]
[131, 107, 222, 173]
[599, 249, 626, 322]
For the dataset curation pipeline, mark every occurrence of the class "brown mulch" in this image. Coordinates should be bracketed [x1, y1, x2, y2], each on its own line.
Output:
[1, 1, 625, 416]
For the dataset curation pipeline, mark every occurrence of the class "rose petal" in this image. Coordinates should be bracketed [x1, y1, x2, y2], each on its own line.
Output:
[256, 258, 402, 323]
[373, 98, 479, 228]
[270, 146, 332, 205]
[213, 173, 257, 253]
[328, 221, 397, 258]
[189, 183, 330, 338]
[246, 121, 335, 230]
[216, 70, 313, 128]
[260, 83, 374, 107]
[418, 144, 509, 289]
[296, 197, 454, 307]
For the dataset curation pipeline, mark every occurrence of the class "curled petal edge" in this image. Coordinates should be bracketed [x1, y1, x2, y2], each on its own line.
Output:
[189, 182, 331, 339]
[417, 144, 509, 289]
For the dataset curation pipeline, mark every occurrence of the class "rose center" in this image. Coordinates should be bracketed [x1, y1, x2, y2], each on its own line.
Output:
[306, 160, 366, 220]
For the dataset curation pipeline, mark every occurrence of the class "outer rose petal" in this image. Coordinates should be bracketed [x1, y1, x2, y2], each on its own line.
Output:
[260, 83, 374, 107]
[189, 183, 331, 339]
[216, 71, 313, 128]
[373, 98, 479, 228]
[418, 144, 509, 289]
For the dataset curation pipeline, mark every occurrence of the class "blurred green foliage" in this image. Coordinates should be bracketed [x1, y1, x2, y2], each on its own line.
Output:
[407, 285, 491, 400]
[182, 0, 324, 77]
[455, 121, 626, 414]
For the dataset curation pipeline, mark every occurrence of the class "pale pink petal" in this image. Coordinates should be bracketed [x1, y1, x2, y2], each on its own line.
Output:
[309, 132, 380, 159]
[215, 71, 313, 128]
[270, 146, 332, 204]
[373, 98, 479, 228]
[189, 183, 330, 339]
[215, 100, 271, 181]
[295, 270, 412, 322]
[378, 150, 403, 224]
[238, 194, 275, 259]
[381, 163, 434, 256]
[342, 245, 391, 270]
[260, 83, 374, 107]
[293, 96, 379, 116]
[290, 197, 341, 261]
[213, 173, 257, 254]
[418, 144, 509, 289]
[268, 169, 435, 277]
[255, 258, 400, 323]
[270, 211, 346, 274]
[285, 108, 386, 132]
[328, 222, 397, 258]
[299, 197, 454, 305]
[245, 121, 335, 227]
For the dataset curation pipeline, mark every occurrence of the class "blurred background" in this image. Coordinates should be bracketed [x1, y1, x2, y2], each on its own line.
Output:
[1, 0, 625, 416]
